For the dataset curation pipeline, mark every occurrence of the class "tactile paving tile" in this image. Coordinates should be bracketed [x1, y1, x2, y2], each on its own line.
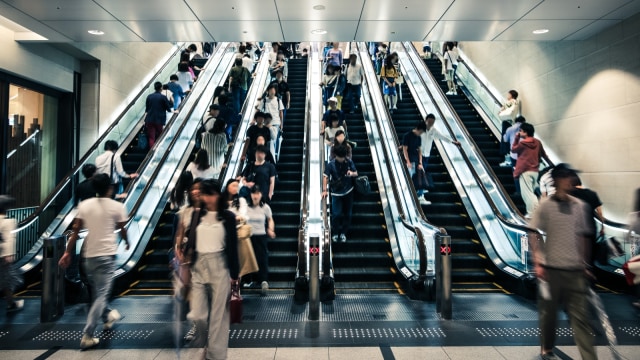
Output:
[321, 294, 417, 321]
[475, 327, 575, 337]
[451, 311, 539, 321]
[618, 326, 640, 337]
[229, 328, 298, 340]
[32, 330, 154, 342]
[331, 327, 446, 339]
[241, 294, 308, 322]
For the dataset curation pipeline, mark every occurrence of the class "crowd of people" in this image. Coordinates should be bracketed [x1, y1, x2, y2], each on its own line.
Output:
[1, 41, 638, 360]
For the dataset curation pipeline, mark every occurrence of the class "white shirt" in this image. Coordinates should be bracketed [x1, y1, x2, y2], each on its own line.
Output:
[228, 197, 248, 222]
[246, 204, 272, 236]
[202, 115, 216, 132]
[77, 197, 127, 258]
[539, 172, 555, 197]
[242, 57, 254, 72]
[269, 51, 277, 64]
[449, 47, 459, 65]
[196, 212, 225, 253]
[95, 150, 126, 183]
[420, 126, 450, 157]
[259, 96, 284, 126]
[186, 162, 218, 180]
[345, 63, 363, 85]
[0, 216, 16, 257]
[444, 51, 454, 71]
[176, 71, 193, 92]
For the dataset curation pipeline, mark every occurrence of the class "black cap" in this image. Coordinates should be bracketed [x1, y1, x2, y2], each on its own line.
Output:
[209, 104, 220, 111]
[550, 163, 579, 180]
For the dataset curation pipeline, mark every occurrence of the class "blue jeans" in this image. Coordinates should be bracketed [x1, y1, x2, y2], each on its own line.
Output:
[346, 83, 361, 111]
[422, 156, 434, 189]
[408, 161, 424, 197]
[82, 255, 115, 336]
[231, 87, 247, 114]
[331, 191, 354, 236]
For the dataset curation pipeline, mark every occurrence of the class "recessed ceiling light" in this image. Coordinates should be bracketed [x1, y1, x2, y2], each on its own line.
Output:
[311, 29, 327, 35]
[532, 28, 549, 34]
[87, 29, 104, 35]
[313, 5, 326, 10]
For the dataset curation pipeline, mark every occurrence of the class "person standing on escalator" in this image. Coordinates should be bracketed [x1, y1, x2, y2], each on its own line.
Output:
[420, 114, 460, 196]
[402, 121, 428, 206]
[145, 81, 176, 148]
[322, 145, 358, 243]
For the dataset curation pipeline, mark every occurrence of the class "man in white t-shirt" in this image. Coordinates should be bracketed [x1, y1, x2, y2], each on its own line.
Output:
[59, 174, 130, 350]
[420, 114, 460, 203]
[345, 54, 364, 113]
[257, 84, 284, 158]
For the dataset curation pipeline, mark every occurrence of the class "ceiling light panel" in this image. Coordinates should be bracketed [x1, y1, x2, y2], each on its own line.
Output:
[122, 21, 213, 41]
[93, 0, 199, 21]
[202, 20, 283, 41]
[276, 0, 365, 20]
[355, 21, 437, 41]
[495, 19, 594, 40]
[523, 0, 632, 20]
[2, 0, 114, 21]
[185, 0, 279, 20]
[441, 0, 544, 21]
[360, 0, 453, 21]
[426, 20, 514, 41]
[280, 20, 358, 41]
[42, 20, 143, 41]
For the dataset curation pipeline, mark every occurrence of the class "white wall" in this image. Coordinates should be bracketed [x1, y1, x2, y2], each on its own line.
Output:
[461, 13, 640, 223]
[74, 42, 174, 153]
[0, 25, 77, 92]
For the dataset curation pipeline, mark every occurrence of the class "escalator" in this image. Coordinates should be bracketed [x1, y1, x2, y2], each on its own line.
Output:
[331, 112, 403, 293]
[261, 58, 307, 291]
[423, 58, 526, 214]
[390, 81, 504, 293]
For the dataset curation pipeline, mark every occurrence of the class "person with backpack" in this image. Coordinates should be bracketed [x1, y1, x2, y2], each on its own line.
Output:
[241, 146, 277, 204]
[270, 70, 291, 123]
[322, 145, 358, 243]
[228, 58, 250, 114]
[242, 112, 271, 163]
[320, 64, 346, 109]
[95, 140, 138, 197]
[217, 94, 240, 143]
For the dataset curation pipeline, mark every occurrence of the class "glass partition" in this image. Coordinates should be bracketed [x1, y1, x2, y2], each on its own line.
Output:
[399, 42, 533, 276]
[356, 42, 439, 278]
[115, 46, 237, 271]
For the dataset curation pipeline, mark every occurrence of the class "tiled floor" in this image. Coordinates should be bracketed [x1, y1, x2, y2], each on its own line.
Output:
[1, 346, 638, 360]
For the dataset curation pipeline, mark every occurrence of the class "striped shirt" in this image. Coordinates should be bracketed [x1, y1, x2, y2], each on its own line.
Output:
[529, 195, 591, 270]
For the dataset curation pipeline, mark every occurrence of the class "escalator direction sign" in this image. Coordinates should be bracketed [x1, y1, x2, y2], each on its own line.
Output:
[310, 246, 320, 256]
[440, 245, 451, 256]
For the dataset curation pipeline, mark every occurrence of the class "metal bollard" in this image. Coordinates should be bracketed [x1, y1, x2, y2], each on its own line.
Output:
[435, 233, 452, 320]
[308, 236, 320, 320]
[41, 235, 66, 322]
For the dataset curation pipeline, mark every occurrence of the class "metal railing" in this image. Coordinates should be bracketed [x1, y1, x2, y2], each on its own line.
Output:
[13, 43, 187, 266]
[401, 41, 541, 278]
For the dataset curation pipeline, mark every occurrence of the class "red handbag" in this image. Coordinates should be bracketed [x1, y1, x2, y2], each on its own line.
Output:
[230, 281, 243, 324]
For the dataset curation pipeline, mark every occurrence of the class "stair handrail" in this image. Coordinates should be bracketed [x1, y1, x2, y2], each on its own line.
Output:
[12, 42, 186, 233]
[356, 42, 441, 280]
[401, 41, 541, 274]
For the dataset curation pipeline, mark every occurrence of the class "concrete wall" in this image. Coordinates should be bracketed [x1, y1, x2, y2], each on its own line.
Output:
[73, 42, 174, 153]
[461, 13, 640, 223]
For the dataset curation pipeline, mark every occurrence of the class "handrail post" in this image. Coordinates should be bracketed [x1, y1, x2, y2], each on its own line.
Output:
[435, 233, 452, 319]
[308, 235, 320, 320]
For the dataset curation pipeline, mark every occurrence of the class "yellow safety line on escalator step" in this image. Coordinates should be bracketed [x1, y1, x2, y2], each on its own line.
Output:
[471, 239, 481, 244]
[393, 281, 405, 295]
[129, 280, 140, 288]
[465, 226, 473, 231]
[596, 283, 620, 294]
[381, 224, 387, 229]
[145, 249, 154, 256]
[384, 238, 390, 243]
[27, 281, 41, 288]
[118, 289, 131, 296]
[389, 267, 397, 274]
[138, 265, 147, 271]
[484, 269, 494, 276]
[460, 214, 467, 218]
[387, 252, 393, 258]
[492, 282, 512, 294]
[478, 253, 487, 259]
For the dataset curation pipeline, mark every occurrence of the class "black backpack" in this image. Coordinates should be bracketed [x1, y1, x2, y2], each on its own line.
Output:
[355, 175, 371, 195]
[195, 117, 215, 149]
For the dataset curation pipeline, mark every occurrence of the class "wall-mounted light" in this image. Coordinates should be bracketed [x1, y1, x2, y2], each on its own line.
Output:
[311, 29, 327, 35]
[87, 29, 105, 35]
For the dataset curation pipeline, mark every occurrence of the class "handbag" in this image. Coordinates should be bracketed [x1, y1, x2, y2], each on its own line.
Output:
[138, 126, 148, 150]
[355, 175, 371, 195]
[230, 281, 243, 324]
[236, 220, 259, 278]
[595, 235, 625, 264]
[412, 168, 429, 191]
[180, 208, 201, 266]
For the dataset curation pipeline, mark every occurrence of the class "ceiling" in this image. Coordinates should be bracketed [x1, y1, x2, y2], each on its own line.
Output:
[0, 0, 639, 42]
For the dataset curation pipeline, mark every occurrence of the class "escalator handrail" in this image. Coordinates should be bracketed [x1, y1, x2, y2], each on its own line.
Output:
[13, 43, 186, 231]
[356, 42, 436, 278]
[402, 42, 543, 239]
[123, 43, 235, 225]
[450, 49, 629, 230]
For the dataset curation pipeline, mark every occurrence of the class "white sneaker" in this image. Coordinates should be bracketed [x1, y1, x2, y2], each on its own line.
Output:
[340, 234, 347, 243]
[6, 299, 24, 312]
[184, 322, 197, 341]
[332, 235, 338, 243]
[419, 198, 432, 206]
[103, 309, 121, 330]
[80, 334, 99, 349]
[261, 281, 269, 296]
[499, 160, 512, 167]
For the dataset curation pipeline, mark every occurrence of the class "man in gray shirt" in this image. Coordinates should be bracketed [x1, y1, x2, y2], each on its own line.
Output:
[528, 164, 596, 360]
